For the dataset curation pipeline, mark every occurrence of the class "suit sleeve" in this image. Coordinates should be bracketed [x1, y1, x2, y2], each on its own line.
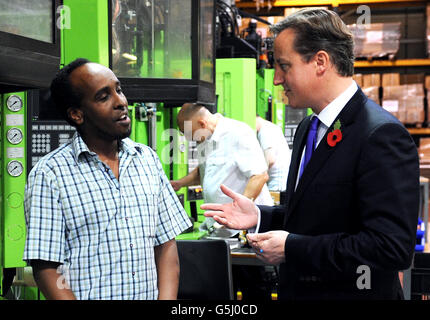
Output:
[284, 123, 419, 278]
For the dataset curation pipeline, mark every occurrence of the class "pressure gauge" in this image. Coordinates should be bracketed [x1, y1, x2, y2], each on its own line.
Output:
[6, 95, 23, 112]
[7, 160, 24, 177]
[6, 128, 23, 145]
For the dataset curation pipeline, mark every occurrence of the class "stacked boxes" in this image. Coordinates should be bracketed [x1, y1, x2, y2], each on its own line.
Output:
[355, 72, 426, 126]
[382, 84, 425, 124]
[358, 73, 380, 105]
[426, 76, 430, 124]
[348, 22, 401, 59]
[382, 73, 425, 125]
[418, 137, 430, 164]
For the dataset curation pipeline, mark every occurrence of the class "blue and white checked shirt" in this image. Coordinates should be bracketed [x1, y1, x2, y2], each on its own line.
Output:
[23, 132, 192, 300]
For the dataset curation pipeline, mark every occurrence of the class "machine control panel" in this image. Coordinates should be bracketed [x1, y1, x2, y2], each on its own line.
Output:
[29, 122, 75, 169]
[27, 89, 76, 172]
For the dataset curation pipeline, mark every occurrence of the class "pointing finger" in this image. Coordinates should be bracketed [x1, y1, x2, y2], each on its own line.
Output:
[219, 184, 240, 201]
[200, 203, 225, 211]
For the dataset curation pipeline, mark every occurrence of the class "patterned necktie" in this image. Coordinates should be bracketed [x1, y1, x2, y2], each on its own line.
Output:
[299, 116, 320, 179]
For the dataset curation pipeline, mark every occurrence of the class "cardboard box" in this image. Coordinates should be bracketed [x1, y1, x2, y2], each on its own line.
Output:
[418, 137, 430, 163]
[363, 74, 381, 88]
[427, 89, 430, 123]
[382, 73, 400, 87]
[383, 84, 425, 124]
[425, 76, 430, 90]
[353, 73, 363, 87]
[362, 86, 380, 104]
[383, 84, 424, 99]
[405, 97, 425, 124]
[348, 22, 401, 58]
[400, 73, 424, 85]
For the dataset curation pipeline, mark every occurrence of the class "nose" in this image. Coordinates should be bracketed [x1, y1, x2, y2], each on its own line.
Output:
[273, 67, 283, 86]
[114, 90, 128, 109]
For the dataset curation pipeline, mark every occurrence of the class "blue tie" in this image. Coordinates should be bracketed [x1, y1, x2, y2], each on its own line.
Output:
[299, 116, 320, 178]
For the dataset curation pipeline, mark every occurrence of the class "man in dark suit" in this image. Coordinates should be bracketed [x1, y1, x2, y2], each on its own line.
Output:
[202, 8, 420, 300]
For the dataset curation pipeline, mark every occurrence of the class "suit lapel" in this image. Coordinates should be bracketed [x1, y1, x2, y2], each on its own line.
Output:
[284, 89, 367, 225]
[283, 116, 310, 207]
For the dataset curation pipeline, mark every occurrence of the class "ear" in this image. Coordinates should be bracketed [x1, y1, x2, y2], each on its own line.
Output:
[314, 50, 330, 76]
[67, 107, 84, 126]
[197, 119, 207, 128]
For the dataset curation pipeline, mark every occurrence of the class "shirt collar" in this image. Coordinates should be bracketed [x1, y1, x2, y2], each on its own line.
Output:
[71, 131, 142, 163]
[313, 80, 358, 128]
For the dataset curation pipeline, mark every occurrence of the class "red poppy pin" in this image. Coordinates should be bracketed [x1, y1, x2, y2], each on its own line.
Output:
[327, 119, 342, 147]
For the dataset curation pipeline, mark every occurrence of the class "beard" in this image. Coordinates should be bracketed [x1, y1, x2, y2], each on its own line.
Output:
[117, 125, 132, 140]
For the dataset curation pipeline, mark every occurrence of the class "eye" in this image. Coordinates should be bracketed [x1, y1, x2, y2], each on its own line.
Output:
[99, 95, 109, 102]
[116, 87, 123, 94]
[280, 64, 289, 72]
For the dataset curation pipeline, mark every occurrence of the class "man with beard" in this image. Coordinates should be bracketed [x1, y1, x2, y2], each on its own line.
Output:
[23, 58, 192, 300]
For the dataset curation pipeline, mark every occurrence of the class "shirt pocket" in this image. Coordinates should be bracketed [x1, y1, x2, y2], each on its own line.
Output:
[126, 171, 160, 238]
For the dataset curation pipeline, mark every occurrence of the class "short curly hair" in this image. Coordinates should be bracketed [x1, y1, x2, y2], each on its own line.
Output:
[50, 58, 90, 126]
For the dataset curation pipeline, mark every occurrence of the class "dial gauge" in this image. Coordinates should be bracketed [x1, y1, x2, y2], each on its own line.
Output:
[7, 160, 24, 177]
[6, 128, 23, 145]
[6, 95, 23, 112]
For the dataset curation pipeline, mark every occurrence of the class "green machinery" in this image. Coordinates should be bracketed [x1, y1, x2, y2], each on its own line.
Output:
[0, 0, 194, 299]
[0, 93, 27, 298]
[216, 58, 286, 132]
[0, 0, 289, 299]
[216, 58, 257, 129]
[256, 68, 286, 133]
[189, 58, 288, 225]
[61, 0, 189, 197]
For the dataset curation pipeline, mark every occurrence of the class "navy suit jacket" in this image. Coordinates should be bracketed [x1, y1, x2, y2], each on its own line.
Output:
[258, 88, 420, 300]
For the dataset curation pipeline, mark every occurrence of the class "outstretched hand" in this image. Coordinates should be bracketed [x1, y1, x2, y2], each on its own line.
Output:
[200, 184, 259, 230]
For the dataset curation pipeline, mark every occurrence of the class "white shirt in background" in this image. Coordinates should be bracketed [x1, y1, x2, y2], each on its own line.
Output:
[197, 115, 274, 206]
[257, 121, 292, 191]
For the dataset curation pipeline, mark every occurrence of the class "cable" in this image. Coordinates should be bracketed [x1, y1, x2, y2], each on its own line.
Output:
[236, 8, 273, 26]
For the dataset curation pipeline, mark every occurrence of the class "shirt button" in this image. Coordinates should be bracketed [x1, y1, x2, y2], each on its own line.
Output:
[130, 243, 133, 248]
[132, 272, 135, 277]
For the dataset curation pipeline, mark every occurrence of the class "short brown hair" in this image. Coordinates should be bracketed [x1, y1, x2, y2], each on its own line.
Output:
[270, 8, 354, 77]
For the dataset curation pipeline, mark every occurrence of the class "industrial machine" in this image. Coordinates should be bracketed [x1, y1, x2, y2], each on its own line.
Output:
[0, 0, 298, 300]
[0, 0, 217, 299]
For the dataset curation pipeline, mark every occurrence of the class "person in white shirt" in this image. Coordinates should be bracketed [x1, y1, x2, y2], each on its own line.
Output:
[170, 103, 273, 218]
[171, 103, 274, 300]
[256, 115, 291, 192]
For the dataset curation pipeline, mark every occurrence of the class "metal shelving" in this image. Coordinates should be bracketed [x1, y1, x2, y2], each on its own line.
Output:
[236, 0, 426, 8]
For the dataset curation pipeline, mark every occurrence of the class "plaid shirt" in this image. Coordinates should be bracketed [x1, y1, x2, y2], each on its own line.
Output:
[23, 132, 191, 300]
